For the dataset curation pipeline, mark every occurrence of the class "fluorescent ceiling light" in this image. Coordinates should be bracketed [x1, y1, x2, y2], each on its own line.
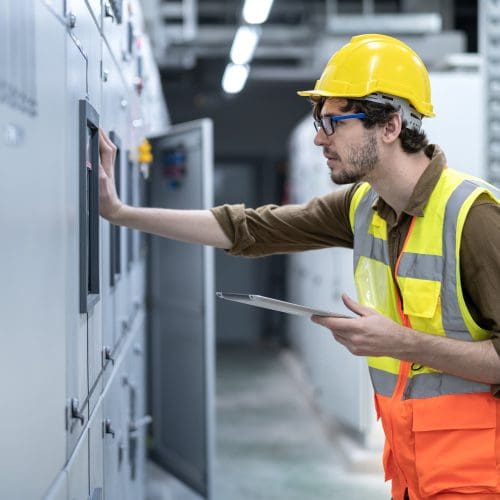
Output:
[230, 26, 261, 65]
[242, 0, 274, 24]
[222, 63, 250, 94]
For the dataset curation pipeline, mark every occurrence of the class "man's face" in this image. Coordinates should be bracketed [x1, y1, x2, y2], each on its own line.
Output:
[313, 98, 379, 185]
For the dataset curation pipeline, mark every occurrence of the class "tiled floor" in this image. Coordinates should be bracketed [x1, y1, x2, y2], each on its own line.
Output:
[147, 345, 390, 500]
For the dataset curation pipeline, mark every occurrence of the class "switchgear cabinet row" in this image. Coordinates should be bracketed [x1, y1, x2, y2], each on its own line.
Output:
[0, 1, 215, 499]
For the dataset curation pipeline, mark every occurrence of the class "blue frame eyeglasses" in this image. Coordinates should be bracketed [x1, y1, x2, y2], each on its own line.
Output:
[313, 113, 366, 136]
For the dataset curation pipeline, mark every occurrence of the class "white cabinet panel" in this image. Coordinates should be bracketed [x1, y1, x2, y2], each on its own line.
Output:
[44, 473, 68, 500]
[67, 434, 89, 500]
[0, 3, 67, 498]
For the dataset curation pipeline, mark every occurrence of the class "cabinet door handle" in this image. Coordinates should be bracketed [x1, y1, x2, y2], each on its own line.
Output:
[70, 398, 85, 425]
[103, 346, 115, 366]
[104, 3, 115, 21]
[104, 418, 116, 439]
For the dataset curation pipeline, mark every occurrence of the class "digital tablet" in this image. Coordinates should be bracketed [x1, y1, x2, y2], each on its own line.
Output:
[216, 292, 352, 318]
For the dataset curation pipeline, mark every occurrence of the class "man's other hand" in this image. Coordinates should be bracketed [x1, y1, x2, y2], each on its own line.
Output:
[311, 294, 406, 357]
[99, 128, 123, 221]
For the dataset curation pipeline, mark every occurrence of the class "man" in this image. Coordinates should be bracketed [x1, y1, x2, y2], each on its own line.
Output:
[99, 34, 500, 499]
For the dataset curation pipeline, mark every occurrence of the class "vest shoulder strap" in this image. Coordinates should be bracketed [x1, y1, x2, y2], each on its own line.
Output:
[349, 182, 372, 231]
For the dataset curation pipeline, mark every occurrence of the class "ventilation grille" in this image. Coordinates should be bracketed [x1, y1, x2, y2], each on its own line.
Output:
[481, 0, 500, 186]
[0, 0, 37, 117]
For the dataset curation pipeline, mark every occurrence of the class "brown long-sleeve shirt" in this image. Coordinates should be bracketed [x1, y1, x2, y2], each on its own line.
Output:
[211, 145, 500, 395]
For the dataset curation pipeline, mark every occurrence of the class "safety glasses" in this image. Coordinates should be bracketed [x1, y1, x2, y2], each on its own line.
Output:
[313, 113, 366, 136]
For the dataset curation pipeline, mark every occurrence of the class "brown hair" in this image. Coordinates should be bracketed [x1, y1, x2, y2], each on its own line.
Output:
[311, 97, 428, 154]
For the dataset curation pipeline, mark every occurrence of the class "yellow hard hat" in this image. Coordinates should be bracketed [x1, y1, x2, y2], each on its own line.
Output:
[297, 34, 434, 117]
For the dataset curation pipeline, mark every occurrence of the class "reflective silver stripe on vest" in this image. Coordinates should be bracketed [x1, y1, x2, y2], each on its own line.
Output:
[397, 253, 443, 282]
[472, 178, 500, 197]
[370, 366, 491, 400]
[369, 366, 397, 397]
[353, 188, 390, 272]
[440, 180, 481, 339]
[404, 371, 490, 399]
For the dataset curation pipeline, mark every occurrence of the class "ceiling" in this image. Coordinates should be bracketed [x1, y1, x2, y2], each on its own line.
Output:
[139, 0, 478, 162]
[141, 0, 478, 78]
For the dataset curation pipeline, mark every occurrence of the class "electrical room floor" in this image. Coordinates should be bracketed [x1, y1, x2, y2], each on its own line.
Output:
[146, 345, 391, 500]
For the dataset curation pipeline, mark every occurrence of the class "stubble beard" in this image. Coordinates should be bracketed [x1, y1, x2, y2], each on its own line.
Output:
[329, 133, 379, 185]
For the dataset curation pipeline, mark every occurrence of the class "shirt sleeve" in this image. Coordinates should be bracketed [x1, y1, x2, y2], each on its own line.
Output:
[210, 185, 358, 257]
[460, 195, 500, 397]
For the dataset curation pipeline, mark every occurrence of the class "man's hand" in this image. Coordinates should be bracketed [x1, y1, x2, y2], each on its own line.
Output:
[99, 128, 123, 221]
[312, 294, 407, 357]
[312, 293, 500, 385]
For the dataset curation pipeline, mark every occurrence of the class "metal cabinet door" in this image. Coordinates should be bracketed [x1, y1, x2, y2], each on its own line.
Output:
[65, 0, 104, 428]
[124, 319, 149, 500]
[65, 31, 91, 455]
[148, 119, 215, 499]
[102, 361, 127, 500]
[89, 405, 104, 500]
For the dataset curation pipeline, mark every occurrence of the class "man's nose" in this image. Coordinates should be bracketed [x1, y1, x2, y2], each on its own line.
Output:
[314, 127, 328, 146]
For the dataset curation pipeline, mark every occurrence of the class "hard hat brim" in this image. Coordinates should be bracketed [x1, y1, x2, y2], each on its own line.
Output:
[296, 89, 435, 117]
[296, 89, 334, 97]
[296, 89, 371, 99]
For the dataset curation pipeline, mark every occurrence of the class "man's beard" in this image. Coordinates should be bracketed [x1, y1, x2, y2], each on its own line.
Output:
[329, 133, 378, 185]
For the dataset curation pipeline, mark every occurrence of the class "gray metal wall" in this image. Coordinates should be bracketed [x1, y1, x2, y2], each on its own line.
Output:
[0, 1, 168, 499]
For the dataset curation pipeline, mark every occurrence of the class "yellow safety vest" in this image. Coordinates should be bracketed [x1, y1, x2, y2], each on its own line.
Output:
[348, 168, 500, 500]
[349, 168, 499, 399]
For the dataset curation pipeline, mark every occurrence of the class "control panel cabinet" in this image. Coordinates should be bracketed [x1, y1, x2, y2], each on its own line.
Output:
[2, 1, 167, 499]
[0, 3, 68, 499]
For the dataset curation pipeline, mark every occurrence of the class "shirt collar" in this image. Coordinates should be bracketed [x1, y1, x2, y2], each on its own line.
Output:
[373, 144, 446, 220]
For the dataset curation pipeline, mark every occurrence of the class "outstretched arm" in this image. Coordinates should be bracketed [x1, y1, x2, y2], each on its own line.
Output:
[312, 294, 500, 385]
[98, 128, 232, 249]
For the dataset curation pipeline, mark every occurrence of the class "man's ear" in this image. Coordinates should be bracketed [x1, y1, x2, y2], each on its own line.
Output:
[381, 112, 403, 144]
